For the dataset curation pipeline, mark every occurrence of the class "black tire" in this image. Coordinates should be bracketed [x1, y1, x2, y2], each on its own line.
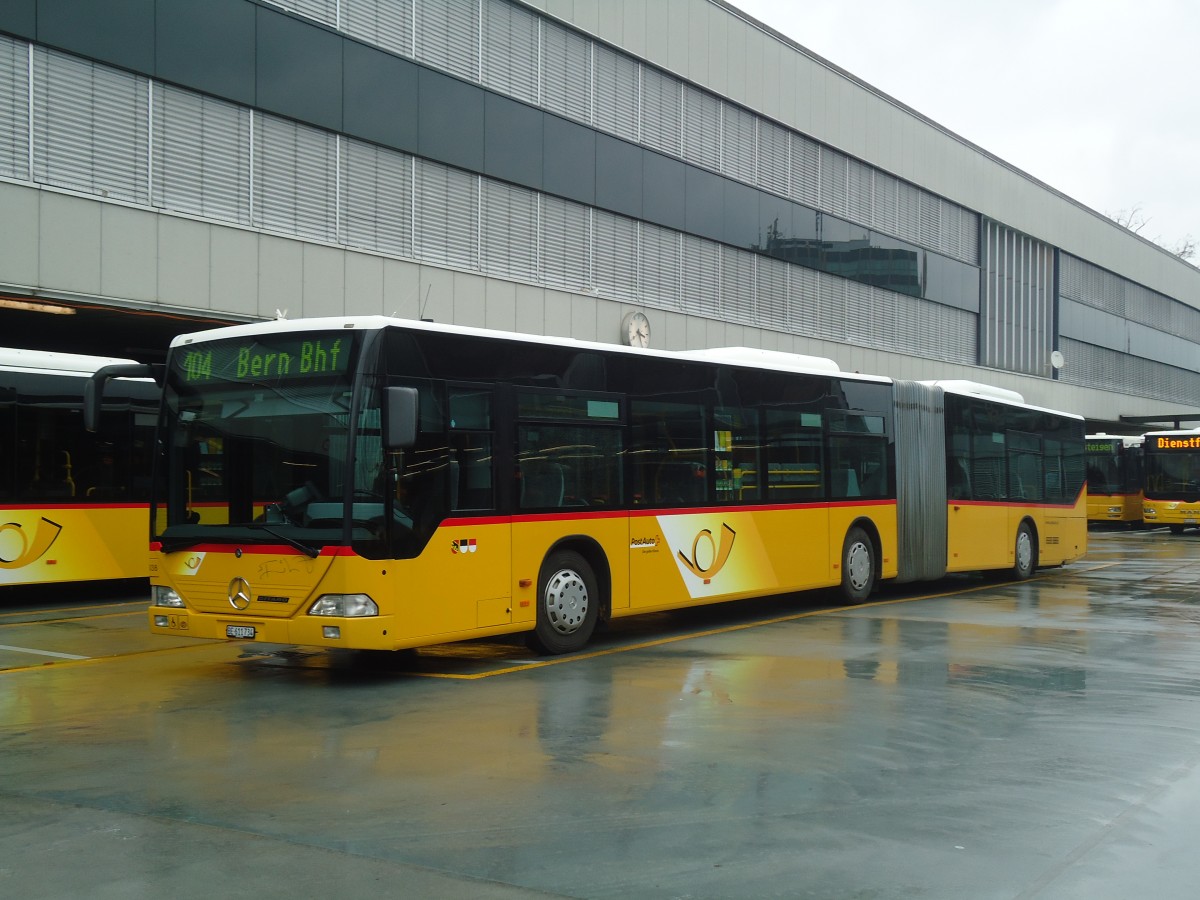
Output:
[840, 526, 876, 604]
[527, 550, 600, 655]
[1012, 521, 1037, 579]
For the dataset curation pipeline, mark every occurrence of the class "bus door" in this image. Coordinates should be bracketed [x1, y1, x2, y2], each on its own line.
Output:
[379, 382, 511, 640]
[947, 424, 1010, 571]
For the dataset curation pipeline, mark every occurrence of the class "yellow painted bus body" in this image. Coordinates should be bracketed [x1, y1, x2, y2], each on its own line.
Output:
[0, 503, 149, 586]
[945, 494, 1086, 574]
[1142, 498, 1200, 530]
[148, 501, 899, 650]
[1086, 491, 1143, 524]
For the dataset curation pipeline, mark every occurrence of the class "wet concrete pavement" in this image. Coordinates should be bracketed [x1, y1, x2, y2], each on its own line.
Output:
[2, 530, 1200, 898]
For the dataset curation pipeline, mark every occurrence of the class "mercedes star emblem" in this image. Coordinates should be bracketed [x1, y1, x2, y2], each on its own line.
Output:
[228, 576, 252, 610]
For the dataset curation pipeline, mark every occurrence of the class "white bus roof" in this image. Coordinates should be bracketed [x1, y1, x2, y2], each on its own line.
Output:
[1143, 426, 1200, 438]
[1086, 433, 1145, 447]
[922, 379, 1083, 420]
[0, 346, 139, 377]
[170, 315, 893, 383]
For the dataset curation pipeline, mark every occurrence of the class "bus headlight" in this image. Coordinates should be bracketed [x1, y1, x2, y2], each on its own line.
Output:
[307, 594, 379, 617]
[152, 585, 185, 608]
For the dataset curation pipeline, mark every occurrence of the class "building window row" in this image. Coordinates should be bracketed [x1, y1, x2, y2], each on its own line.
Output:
[1060, 252, 1200, 344]
[264, 0, 980, 268]
[0, 36, 976, 367]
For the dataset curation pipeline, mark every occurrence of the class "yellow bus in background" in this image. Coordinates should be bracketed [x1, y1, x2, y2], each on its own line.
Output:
[1085, 433, 1144, 525]
[0, 347, 158, 587]
[1142, 428, 1200, 533]
[87, 317, 1086, 655]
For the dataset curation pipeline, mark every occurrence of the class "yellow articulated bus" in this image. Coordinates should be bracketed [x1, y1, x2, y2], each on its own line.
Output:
[1085, 433, 1144, 525]
[0, 347, 158, 587]
[1141, 428, 1200, 533]
[86, 317, 1086, 655]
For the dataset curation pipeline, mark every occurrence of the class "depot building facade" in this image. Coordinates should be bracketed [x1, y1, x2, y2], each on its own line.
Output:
[0, 0, 1196, 428]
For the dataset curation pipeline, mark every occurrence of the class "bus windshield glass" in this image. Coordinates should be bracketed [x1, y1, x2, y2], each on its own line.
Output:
[1144, 440, 1200, 502]
[156, 331, 363, 549]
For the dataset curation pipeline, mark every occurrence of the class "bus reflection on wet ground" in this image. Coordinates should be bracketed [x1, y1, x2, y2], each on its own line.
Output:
[2, 530, 1200, 899]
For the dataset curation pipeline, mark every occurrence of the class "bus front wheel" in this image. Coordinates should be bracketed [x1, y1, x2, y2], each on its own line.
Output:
[1012, 522, 1037, 579]
[840, 526, 876, 604]
[527, 550, 599, 655]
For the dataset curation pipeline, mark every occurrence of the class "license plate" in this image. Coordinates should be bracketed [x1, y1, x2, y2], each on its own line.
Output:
[226, 625, 256, 639]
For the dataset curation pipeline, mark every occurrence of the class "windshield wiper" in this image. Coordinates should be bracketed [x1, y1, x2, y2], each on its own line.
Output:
[246, 523, 320, 559]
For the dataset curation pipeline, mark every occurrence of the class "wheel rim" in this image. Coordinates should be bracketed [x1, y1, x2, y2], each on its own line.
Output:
[1016, 530, 1033, 572]
[544, 567, 589, 635]
[846, 540, 872, 592]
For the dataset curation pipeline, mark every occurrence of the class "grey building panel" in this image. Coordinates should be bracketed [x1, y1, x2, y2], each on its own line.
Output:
[484, 92, 544, 187]
[344, 253, 384, 316]
[37, 0, 154, 74]
[100, 204, 157, 303]
[39, 190, 101, 295]
[417, 67, 484, 173]
[255, 6, 343, 133]
[0, 181, 38, 287]
[157, 216, 212, 311]
[342, 40, 419, 154]
[0, 0, 34, 39]
[156, 0, 255, 106]
[210, 226, 260, 316]
[595, 133, 643, 220]
[302, 243, 347, 318]
[257, 234, 303, 319]
[1128, 320, 1200, 374]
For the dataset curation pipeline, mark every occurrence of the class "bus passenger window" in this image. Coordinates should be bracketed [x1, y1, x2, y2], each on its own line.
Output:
[517, 424, 621, 510]
[714, 406, 759, 502]
[628, 400, 705, 507]
[764, 410, 823, 502]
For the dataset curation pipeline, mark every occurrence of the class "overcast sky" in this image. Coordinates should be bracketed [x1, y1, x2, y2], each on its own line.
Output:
[731, 0, 1198, 253]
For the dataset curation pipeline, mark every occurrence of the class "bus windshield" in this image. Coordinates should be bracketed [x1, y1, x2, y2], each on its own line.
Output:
[1144, 447, 1200, 502]
[156, 331, 365, 550]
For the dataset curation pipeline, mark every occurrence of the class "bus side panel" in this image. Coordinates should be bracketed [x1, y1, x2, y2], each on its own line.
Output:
[0, 504, 148, 585]
[627, 506, 893, 611]
[510, 516, 629, 621]
[386, 520, 514, 639]
[946, 503, 1010, 572]
[827, 503, 899, 582]
[1032, 497, 1087, 566]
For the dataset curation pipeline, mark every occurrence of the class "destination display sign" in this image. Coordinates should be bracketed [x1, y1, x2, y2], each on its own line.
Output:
[173, 334, 352, 384]
[1150, 435, 1200, 451]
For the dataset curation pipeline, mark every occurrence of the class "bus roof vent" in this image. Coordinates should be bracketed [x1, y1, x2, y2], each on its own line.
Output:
[923, 379, 1025, 405]
[678, 346, 841, 373]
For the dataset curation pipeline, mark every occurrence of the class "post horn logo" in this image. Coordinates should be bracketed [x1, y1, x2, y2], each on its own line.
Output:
[677, 523, 736, 584]
[228, 576, 252, 610]
[0, 518, 62, 570]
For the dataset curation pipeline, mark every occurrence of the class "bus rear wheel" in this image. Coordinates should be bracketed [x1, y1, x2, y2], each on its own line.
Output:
[1012, 521, 1037, 579]
[840, 526, 876, 604]
[527, 550, 599, 655]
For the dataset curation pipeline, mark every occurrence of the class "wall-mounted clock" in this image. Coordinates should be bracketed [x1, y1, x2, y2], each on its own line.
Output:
[621, 310, 651, 348]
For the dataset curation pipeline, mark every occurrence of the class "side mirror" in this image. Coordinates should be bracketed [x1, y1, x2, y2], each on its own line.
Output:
[385, 386, 419, 449]
[84, 363, 161, 432]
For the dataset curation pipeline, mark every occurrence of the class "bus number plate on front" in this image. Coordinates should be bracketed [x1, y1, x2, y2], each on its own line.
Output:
[226, 625, 256, 639]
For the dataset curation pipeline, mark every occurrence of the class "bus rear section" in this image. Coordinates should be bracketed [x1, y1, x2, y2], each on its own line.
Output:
[892, 381, 1087, 584]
